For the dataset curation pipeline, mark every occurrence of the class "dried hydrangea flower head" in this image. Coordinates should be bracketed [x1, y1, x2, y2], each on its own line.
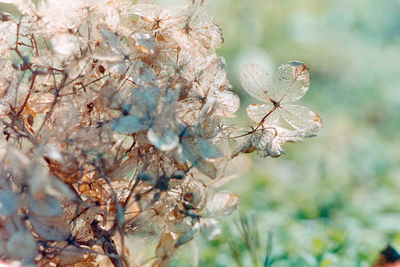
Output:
[0, 0, 321, 266]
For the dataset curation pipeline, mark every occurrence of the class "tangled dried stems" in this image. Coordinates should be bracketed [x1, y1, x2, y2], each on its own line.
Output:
[0, 0, 321, 266]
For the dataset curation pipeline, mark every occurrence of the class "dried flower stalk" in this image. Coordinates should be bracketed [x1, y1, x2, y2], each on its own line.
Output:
[0, 0, 321, 266]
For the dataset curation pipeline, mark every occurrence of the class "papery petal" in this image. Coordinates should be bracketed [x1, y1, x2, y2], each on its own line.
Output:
[51, 33, 79, 56]
[98, 24, 129, 56]
[110, 115, 149, 133]
[200, 218, 221, 240]
[280, 104, 323, 132]
[272, 61, 310, 103]
[206, 191, 239, 218]
[267, 136, 285, 158]
[108, 61, 129, 75]
[155, 233, 176, 262]
[196, 137, 223, 160]
[30, 196, 63, 217]
[38, 0, 86, 32]
[0, 190, 19, 215]
[7, 231, 37, 262]
[213, 90, 240, 118]
[182, 137, 217, 179]
[131, 86, 160, 117]
[131, 62, 157, 86]
[246, 103, 279, 125]
[174, 223, 200, 247]
[106, 6, 120, 31]
[29, 216, 70, 241]
[183, 3, 223, 49]
[131, 4, 185, 30]
[240, 63, 270, 101]
[195, 99, 220, 138]
[132, 32, 156, 54]
[147, 127, 179, 151]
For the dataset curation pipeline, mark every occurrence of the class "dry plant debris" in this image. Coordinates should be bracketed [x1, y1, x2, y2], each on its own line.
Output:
[0, 0, 321, 266]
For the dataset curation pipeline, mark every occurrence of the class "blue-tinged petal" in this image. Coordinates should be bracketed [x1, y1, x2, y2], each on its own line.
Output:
[132, 61, 157, 85]
[164, 87, 180, 104]
[196, 137, 223, 159]
[181, 138, 217, 179]
[0, 190, 19, 215]
[110, 115, 149, 133]
[174, 223, 200, 247]
[131, 86, 160, 116]
[31, 196, 63, 217]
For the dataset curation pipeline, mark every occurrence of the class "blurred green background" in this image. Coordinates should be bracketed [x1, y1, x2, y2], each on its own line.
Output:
[167, 0, 400, 266]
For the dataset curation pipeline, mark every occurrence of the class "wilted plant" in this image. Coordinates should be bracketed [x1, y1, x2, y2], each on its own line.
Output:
[0, 0, 321, 266]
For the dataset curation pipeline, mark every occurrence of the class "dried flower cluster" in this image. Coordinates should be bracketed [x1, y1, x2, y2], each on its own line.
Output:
[0, 0, 321, 266]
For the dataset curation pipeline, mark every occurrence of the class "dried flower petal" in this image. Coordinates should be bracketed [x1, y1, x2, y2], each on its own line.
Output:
[181, 137, 217, 179]
[280, 104, 323, 132]
[205, 191, 239, 218]
[200, 218, 221, 240]
[110, 115, 149, 133]
[6, 231, 37, 262]
[132, 32, 156, 54]
[0, 190, 19, 215]
[30, 196, 63, 217]
[196, 137, 222, 160]
[174, 222, 200, 247]
[240, 63, 271, 101]
[213, 90, 240, 117]
[29, 215, 70, 241]
[273, 61, 310, 103]
[147, 127, 179, 151]
[51, 33, 80, 55]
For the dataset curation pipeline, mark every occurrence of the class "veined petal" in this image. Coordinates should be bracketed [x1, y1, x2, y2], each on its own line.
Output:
[246, 103, 279, 125]
[240, 63, 271, 102]
[272, 61, 310, 103]
[212, 90, 240, 118]
[205, 191, 239, 218]
[280, 104, 322, 132]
